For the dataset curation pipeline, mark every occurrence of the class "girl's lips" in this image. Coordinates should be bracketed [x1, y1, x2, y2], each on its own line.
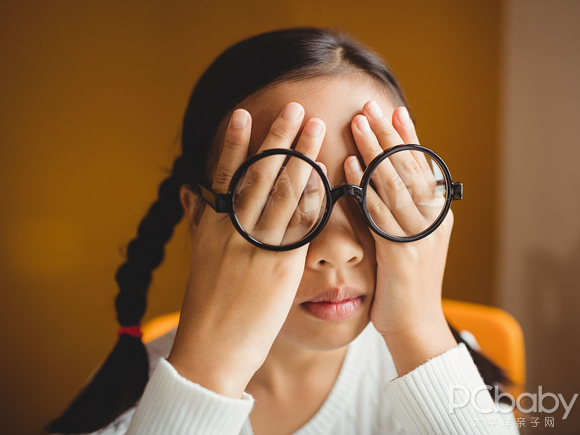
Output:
[300, 296, 364, 321]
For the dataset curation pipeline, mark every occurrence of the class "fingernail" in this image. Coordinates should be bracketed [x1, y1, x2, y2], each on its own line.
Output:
[398, 106, 411, 124]
[231, 110, 248, 128]
[282, 102, 303, 121]
[305, 119, 323, 136]
[356, 116, 371, 133]
[348, 156, 362, 172]
[367, 101, 384, 120]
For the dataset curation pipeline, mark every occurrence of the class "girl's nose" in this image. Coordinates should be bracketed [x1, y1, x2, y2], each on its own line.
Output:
[304, 199, 364, 269]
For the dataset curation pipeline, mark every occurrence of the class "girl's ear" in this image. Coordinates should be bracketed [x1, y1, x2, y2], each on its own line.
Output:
[179, 184, 205, 232]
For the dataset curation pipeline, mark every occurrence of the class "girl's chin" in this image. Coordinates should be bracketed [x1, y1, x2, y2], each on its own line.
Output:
[279, 314, 371, 351]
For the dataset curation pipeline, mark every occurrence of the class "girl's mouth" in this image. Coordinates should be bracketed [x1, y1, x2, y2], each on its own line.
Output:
[300, 296, 365, 321]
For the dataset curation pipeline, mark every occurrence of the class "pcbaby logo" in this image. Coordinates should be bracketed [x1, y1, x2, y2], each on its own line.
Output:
[448, 385, 578, 420]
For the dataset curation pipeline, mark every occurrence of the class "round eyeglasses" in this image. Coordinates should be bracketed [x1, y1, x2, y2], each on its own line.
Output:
[189, 144, 463, 252]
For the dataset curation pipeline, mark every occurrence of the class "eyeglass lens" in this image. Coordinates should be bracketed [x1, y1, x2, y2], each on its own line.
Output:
[366, 149, 447, 238]
[232, 153, 327, 246]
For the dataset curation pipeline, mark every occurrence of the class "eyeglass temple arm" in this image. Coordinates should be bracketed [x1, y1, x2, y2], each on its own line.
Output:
[190, 182, 232, 213]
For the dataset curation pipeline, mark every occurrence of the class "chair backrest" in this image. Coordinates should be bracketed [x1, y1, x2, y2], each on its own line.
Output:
[442, 298, 526, 399]
[142, 311, 180, 343]
[142, 299, 526, 397]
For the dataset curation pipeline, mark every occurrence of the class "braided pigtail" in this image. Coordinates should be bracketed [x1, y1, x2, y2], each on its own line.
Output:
[46, 158, 186, 434]
[447, 322, 514, 405]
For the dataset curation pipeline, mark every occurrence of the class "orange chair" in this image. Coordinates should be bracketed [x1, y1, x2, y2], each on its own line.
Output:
[142, 311, 181, 344]
[142, 299, 526, 398]
[442, 299, 526, 400]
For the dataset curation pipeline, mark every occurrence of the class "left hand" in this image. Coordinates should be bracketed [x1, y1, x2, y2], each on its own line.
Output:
[344, 101, 454, 339]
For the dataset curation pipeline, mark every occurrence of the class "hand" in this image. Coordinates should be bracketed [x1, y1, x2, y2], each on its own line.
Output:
[344, 101, 456, 370]
[167, 102, 327, 398]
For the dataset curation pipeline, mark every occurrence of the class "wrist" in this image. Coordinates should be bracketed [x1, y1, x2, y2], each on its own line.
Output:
[381, 315, 457, 377]
[167, 350, 253, 400]
[166, 324, 259, 399]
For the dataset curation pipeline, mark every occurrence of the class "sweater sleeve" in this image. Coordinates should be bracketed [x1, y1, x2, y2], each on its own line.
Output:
[125, 357, 254, 435]
[383, 342, 520, 434]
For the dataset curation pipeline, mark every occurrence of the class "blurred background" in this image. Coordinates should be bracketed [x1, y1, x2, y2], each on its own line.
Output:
[1, 0, 578, 433]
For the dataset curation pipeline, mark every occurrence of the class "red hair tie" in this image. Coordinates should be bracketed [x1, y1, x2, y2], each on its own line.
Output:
[118, 325, 142, 338]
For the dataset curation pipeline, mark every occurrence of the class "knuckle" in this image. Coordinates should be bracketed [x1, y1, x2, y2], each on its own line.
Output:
[269, 125, 292, 142]
[386, 174, 407, 192]
[370, 199, 391, 219]
[224, 125, 248, 148]
[378, 122, 398, 138]
[297, 135, 320, 155]
[306, 179, 323, 196]
[214, 166, 234, 188]
[416, 155, 431, 172]
[225, 129, 245, 147]
[402, 155, 421, 175]
[245, 162, 273, 185]
[291, 207, 315, 228]
[271, 173, 296, 201]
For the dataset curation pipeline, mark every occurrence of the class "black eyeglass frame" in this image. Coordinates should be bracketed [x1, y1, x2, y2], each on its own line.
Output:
[189, 144, 463, 252]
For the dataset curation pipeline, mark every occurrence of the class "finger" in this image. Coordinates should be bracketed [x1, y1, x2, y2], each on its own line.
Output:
[362, 100, 405, 150]
[276, 118, 325, 201]
[212, 109, 251, 194]
[363, 103, 433, 223]
[359, 101, 429, 210]
[386, 149, 434, 217]
[253, 119, 326, 244]
[281, 162, 327, 246]
[345, 155, 403, 237]
[393, 106, 419, 145]
[368, 106, 432, 208]
[233, 102, 305, 228]
[351, 114, 425, 234]
[392, 106, 437, 192]
[258, 102, 305, 153]
[364, 102, 427, 187]
[392, 106, 445, 221]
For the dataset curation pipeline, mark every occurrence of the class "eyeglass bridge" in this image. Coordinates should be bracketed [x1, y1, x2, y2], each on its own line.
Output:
[329, 184, 364, 203]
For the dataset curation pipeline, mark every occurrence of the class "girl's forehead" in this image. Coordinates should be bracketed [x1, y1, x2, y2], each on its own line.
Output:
[241, 76, 396, 183]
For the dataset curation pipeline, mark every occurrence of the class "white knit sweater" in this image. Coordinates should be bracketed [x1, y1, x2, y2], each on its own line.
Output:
[86, 322, 520, 435]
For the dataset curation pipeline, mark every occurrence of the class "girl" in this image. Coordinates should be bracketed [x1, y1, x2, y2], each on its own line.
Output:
[47, 26, 518, 435]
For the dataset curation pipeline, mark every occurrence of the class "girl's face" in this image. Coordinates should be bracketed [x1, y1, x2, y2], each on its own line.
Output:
[211, 75, 398, 351]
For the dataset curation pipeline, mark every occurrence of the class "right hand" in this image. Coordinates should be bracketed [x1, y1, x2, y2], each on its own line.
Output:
[167, 102, 327, 399]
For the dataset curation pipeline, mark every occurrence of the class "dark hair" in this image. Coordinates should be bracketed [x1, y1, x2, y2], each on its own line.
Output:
[46, 25, 512, 434]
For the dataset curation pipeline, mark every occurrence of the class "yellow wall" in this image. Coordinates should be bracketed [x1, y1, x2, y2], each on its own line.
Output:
[0, 1, 501, 433]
